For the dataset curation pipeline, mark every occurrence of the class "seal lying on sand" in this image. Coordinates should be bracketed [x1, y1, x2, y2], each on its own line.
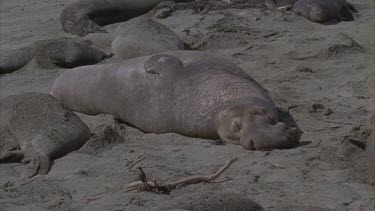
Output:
[152, 191, 263, 211]
[0, 93, 91, 177]
[60, 0, 192, 37]
[0, 38, 109, 74]
[111, 16, 184, 59]
[265, 0, 357, 23]
[51, 51, 302, 150]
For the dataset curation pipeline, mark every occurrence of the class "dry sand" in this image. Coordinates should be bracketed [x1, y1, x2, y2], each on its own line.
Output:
[0, 0, 374, 210]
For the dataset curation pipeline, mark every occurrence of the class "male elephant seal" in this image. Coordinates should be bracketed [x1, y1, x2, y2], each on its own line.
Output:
[51, 51, 302, 150]
[0, 38, 109, 74]
[60, 0, 192, 37]
[265, 0, 357, 23]
[0, 93, 91, 177]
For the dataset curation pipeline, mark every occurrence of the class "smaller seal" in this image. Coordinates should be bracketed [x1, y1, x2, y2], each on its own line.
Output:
[293, 0, 357, 23]
[0, 93, 92, 177]
[0, 38, 109, 74]
[265, 0, 357, 23]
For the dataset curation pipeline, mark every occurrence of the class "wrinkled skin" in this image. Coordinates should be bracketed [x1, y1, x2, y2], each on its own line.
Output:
[51, 51, 302, 150]
[0, 93, 91, 177]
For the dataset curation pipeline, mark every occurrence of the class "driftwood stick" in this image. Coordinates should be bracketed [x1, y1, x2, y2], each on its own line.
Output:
[126, 157, 238, 192]
[125, 154, 147, 171]
[323, 119, 353, 125]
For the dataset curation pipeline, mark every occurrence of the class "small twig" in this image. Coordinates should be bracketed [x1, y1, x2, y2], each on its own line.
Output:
[82, 197, 100, 203]
[125, 154, 147, 171]
[323, 119, 353, 125]
[126, 157, 238, 193]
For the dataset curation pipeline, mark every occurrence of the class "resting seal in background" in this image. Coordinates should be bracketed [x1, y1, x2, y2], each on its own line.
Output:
[51, 51, 302, 150]
[265, 0, 357, 23]
[0, 93, 91, 177]
[0, 38, 109, 74]
[60, 0, 192, 37]
[111, 16, 184, 59]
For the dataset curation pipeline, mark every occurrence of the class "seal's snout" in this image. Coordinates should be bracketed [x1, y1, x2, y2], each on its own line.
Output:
[239, 121, 302, 150]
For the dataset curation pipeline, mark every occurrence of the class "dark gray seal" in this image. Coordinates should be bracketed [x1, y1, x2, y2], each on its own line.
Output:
[293, 0, 357, 23]
[0, 93, 91, 177]
[51, 51, 302, 150]
[60, 0, 192, 37]
[265, 0, 357, 23]
[0, 38, 109, 74]
[152, 191, 264, 211]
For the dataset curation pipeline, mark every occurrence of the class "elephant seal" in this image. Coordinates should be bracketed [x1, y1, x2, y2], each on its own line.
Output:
[60, 0, 191, 37]
[265, 0, 357, 23]
[152, 191, 263, 211]
[0, 93, 91, 177]
[111, 16, 184, 59]
[293, 0, 357, 23]
[51, 50, 302, 150]
[0, 38, 109, 74]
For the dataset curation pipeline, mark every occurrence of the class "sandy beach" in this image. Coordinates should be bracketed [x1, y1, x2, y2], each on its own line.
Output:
[0, 0, 374, 210]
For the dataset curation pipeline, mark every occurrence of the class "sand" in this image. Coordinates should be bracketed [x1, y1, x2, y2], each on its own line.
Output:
[0, 0, 374, 210]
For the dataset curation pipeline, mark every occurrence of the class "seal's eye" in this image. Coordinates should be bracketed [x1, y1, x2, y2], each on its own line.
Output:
[231, 118, 241, 132]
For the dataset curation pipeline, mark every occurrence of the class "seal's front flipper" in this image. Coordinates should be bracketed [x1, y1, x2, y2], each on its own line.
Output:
[37, 152, 51, 175]
[0, 150, 24, 163]
[20, 152, 51, 178]
[144, 54, 183, 75]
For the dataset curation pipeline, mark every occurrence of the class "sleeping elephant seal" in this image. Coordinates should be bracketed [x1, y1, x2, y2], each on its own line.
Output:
[0, 93, 91, 177]
[265, 0, 357, 23]
[0, 38, 109, 74]
[111, 16, 184, 59]
[293, 0, 357, 23]
[51, 51, 302, 150]
[60, 0, 192, 37]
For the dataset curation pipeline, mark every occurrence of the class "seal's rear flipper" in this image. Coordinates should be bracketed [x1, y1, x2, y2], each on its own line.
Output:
[0, 150, 24, 163]
[21, 152, 51, 178]
[37, 152, 51, 175]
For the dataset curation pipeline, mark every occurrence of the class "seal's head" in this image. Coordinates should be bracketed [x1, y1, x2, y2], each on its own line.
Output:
[308, 4, 327, 23]
[214, 98, 302, 150]
[144, 54, 183, 75]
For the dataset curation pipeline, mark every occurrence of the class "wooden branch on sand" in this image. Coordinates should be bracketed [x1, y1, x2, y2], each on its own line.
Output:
[126, 157, 238, 194]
